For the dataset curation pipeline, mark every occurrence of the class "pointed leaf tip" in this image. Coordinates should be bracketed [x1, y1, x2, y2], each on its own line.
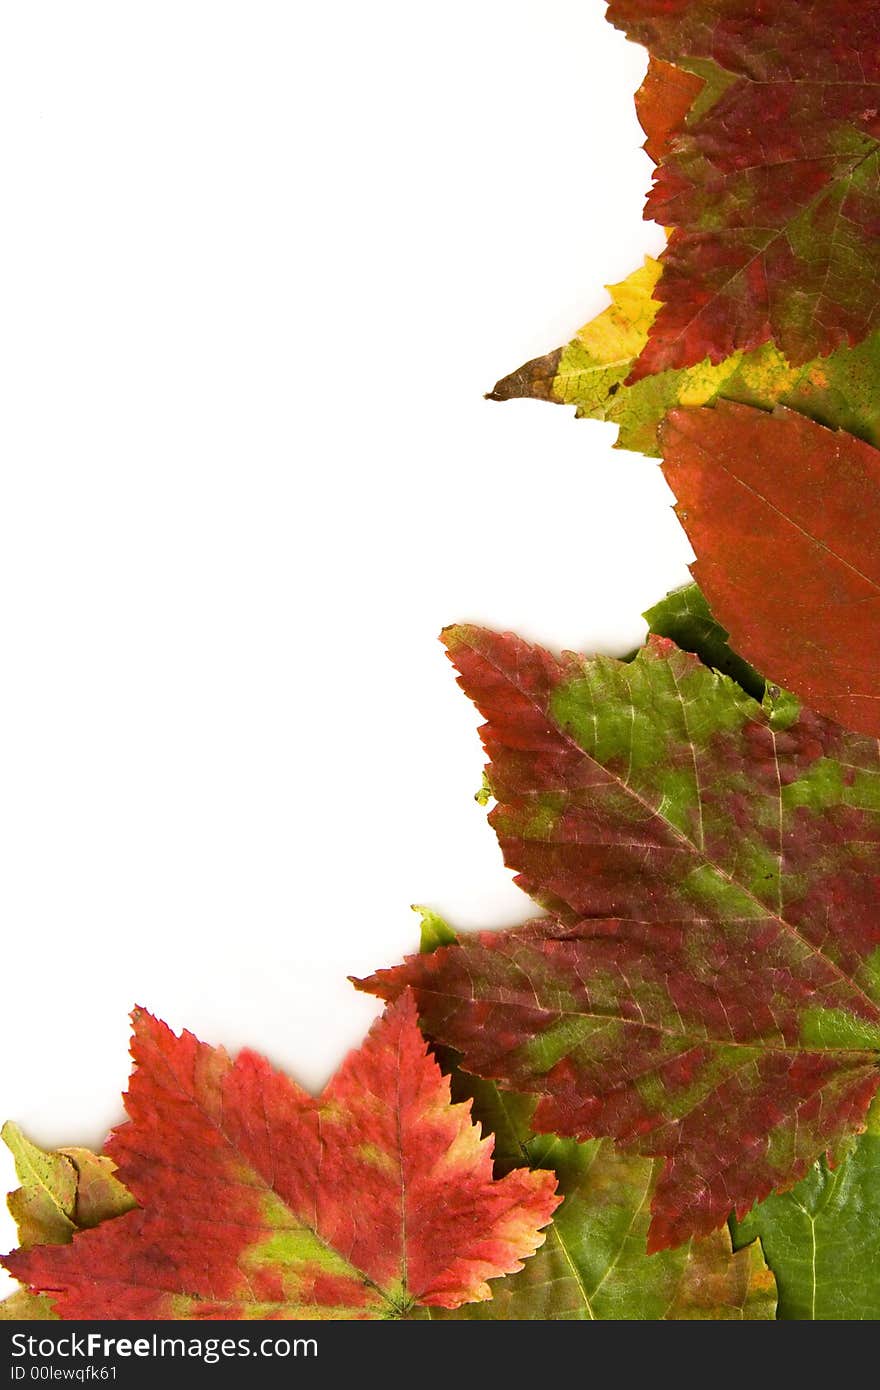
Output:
[486, 349, 564, 405]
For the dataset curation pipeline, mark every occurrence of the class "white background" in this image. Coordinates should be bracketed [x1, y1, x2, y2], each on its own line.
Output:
[0, 1, 691, 1288]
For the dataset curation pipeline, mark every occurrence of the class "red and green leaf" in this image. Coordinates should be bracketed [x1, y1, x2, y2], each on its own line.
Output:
[413, 934, 777, 1321]
[358, 627, 880, 1250]
[607, 0, 880, 377]
[661, 401, 880, 738]
[3, 997, 558, 1320]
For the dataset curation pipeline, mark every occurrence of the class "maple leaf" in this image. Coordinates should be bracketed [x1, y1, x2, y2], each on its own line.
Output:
[0, 1124, 134, 1320]
[488, 258, 880, 458]
[407, 916, 776, 1321]
[604, 0, 880, 378]
[358, 626, 880, 1251]
[661, 400, 880, 739]
[732, 1097, 880, 1320]
[3, 996, 558, 1319]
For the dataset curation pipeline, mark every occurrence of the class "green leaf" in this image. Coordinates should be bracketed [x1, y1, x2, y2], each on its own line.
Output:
[430, 1069, 776, 1320]
[0, 1290, 59, 1321]
[2, 1122, 78, 1249]
[644, 584, 765, 702]
[413, 905, 458, 954]
[0, 1124, 135, 1320]
[732, 1102, 880, 1320]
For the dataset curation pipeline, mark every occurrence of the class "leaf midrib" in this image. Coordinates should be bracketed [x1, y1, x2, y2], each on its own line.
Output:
[3, 1127, 77, 1230]
[496, 1094, 600, 1319]
[693, 438, 880, 594]
[407, 979, 879, 1060]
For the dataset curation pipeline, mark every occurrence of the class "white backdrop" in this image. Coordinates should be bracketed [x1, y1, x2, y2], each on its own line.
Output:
[0, 1, 691, 1289]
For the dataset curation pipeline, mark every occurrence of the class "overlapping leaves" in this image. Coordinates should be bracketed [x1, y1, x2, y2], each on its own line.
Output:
[457, 0, 880, 1312]
[3, 998, 559, 1319]
[0, 1125, 134, 1320]
[360, 624, 880, 1250]
[415, 919, 776, 1322]
[732, 1099, 880, 1320]
[494, 3, 880, 389]
[661, 401, 880, 738]
[6, 0, 880, 1327]
[3, 986, 778, 1322]
[608, 0, 880, 376]
[490, 258, 880, 458]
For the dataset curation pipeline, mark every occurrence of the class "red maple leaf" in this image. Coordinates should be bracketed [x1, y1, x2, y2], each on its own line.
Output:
[4, 995, 558, 1319]
[607, 0, 880, 378]
[358, 627, 880, 1250]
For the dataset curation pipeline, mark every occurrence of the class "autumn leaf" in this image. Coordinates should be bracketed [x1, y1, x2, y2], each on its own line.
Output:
[604, 0, 880, 377]
[731, 1098, 880, 1320]
[404, 915, 776, 1321]
[661, 400, 880, 739]
[358, 626, 880, 1251]
[489, 258, 880, 459]
[0, 1124, 134, 1320]
[3, 996, 558, 1319]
